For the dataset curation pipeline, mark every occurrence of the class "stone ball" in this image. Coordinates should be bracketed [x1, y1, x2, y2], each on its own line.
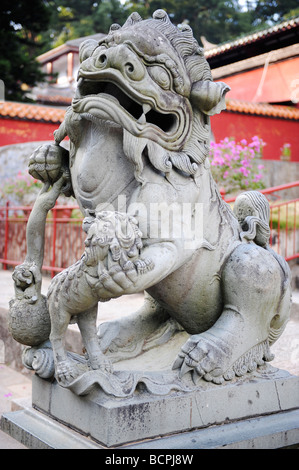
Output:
[8, 295, 51, 347]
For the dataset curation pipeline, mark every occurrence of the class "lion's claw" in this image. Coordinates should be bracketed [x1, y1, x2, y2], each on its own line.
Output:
[56, 360, 81, 384]
[12, 266, 34, 289]
[173, 333, 227, 383]
[88, 352, 113, 373]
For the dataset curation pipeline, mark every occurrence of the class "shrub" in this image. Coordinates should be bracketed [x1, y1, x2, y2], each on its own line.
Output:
[210, 136, 266, 195]
[0, 171, 42, 206]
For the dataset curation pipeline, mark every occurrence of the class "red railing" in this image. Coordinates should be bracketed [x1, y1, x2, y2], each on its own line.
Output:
[0, 181, 298, 276]
[0, 203, 85, 277]
[223, 180, 299, 261]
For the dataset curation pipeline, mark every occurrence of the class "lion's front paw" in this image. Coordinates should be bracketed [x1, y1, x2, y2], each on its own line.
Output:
[172, 333, 231, 385]
[134, 258, 154, 275]
[12, 264, 34, 289]
[88, 352, 113, 373]
[56, 359, 81, 384]
[12, 263, 40, 303]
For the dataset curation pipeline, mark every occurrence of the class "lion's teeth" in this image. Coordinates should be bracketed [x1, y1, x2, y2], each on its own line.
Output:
[138, 113, 146, 124]
[142, 103, 151, 114]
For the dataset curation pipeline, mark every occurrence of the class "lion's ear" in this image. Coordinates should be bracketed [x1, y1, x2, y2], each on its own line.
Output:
[190, 81, 230, 116]
[79, 39, 98, 63]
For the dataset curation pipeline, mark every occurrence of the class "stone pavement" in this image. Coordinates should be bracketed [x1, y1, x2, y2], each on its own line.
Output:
[0, 268, 298, 449]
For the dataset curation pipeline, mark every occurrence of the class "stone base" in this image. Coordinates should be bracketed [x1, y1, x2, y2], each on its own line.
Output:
[1, 406, 299, 449]
[2, 365, 298, 448]
[1, 408, 102, 449]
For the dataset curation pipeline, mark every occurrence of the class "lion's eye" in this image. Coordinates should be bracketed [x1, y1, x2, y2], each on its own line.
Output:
[148, 66, 171, 90]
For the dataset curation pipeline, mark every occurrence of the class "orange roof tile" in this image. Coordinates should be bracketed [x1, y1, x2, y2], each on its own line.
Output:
[0, 101, 66, 123]
[226, 99, 299, 120]
[37, 94, 72, 105]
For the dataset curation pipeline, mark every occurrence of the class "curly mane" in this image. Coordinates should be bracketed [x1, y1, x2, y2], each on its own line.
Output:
[84, 211, 143, 263]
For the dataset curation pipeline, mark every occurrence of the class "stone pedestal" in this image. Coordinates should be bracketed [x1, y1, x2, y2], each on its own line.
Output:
[2, 365, 299, 449]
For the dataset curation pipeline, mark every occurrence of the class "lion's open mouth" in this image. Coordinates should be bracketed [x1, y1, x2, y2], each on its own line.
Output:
[76, 78, 177, 133]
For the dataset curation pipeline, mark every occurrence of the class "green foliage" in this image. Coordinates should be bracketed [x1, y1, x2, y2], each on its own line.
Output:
[45, 0, 128, 47]
[0, 0, 52, 101]
[2, 0, 298, 102]
[93, 0, 128, 33]
[42, 0, 299, 49]
[124, 0, 298, 44]
[254, 0, 299, 22]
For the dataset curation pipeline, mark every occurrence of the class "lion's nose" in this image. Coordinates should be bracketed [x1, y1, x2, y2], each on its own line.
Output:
[95, 46, 145, 81]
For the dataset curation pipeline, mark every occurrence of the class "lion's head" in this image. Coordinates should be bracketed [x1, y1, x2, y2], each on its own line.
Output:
[71, 10, 230, 183]
[83, 211, 143, 265]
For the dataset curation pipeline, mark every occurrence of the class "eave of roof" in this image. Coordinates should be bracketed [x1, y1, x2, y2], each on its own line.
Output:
[37, 33, 105, 64]
[65, 33, 105, 48]
[205, 17, 299, 60]
[225, 99, 299, 120]
[211, 43, 299, 80]
[0, 101, 66, 124]
[37, 44, 79, 64]
[36, 94, 72, 106]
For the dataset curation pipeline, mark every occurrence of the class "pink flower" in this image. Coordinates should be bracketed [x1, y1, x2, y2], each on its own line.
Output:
[218, 157, 225, 165]
[239, 167, 250, 177]
[253, 174, 263, 182]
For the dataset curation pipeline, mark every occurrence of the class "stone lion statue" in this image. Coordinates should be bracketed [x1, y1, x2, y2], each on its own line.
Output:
[11, 10, 291, 388]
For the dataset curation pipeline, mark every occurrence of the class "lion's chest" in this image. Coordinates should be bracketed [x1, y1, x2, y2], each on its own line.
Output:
[70, 121, 136, 212]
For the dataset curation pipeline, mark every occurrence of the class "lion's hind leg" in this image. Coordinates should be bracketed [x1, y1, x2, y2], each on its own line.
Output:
[77, 306, 113, 373]
[173, 243, 291, 384]
[49, 304, 80, 384]
[97, 293, 170, 362]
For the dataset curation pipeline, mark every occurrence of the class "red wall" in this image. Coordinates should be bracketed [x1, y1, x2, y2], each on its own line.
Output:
[211, 111, 299, 162]
[219, 58, 299, 103]
[0, 115, 298, 162]
[0, 119, 60, 146]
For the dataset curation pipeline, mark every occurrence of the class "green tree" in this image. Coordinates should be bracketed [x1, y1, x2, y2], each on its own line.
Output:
[0, 0, 52, 101]
[43, 1, 96, 47]
[126, 0, 254, 44]
[93, 0, 128, 33]
[253, 0, 299, 24]
[45, 0, 128, 47]
[125, 0, 298, 44]
[40, 0, 299, 50]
